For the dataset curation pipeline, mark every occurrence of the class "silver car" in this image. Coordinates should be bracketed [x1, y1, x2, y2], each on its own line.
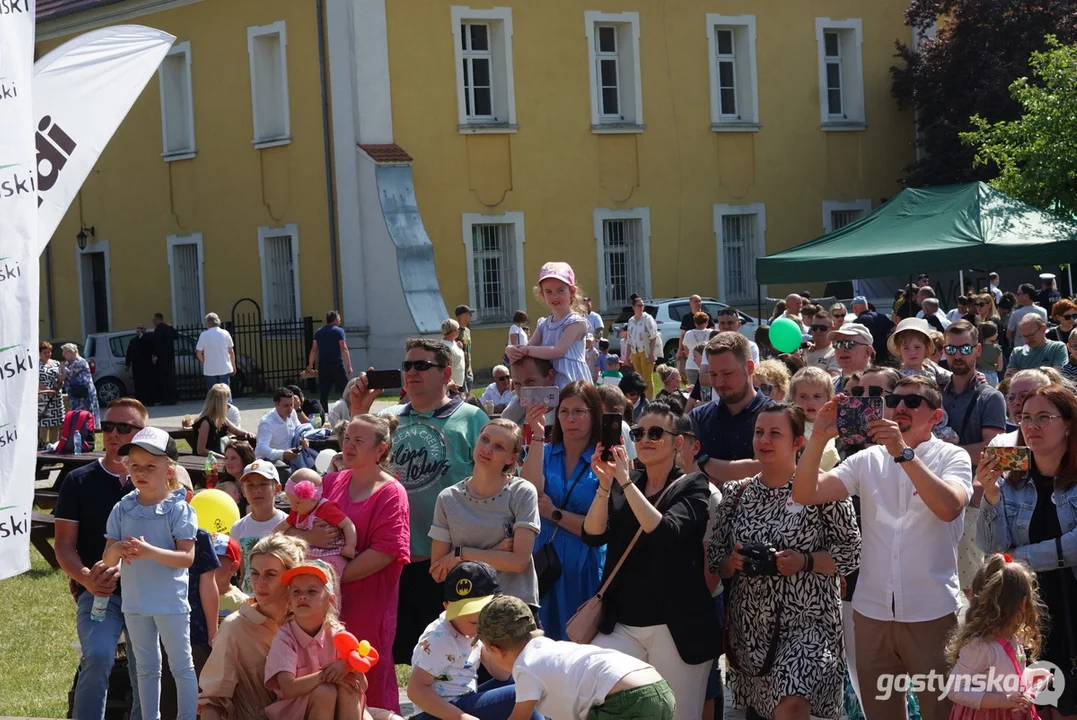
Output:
[608, 297, 760, 364]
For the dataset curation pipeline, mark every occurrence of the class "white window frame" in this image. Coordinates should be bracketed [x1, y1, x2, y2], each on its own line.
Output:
[713, 204, 767, 304]
[247, 20, 291, 148]
[593, 207, 651, 314]
[74, 238, 113, 341]
[815, 18, 865, 130]
[706, 15, 759, 131]
[585, 11, 643, 133]
[822, 199, 872, 233]
[257, 223, 301, 321]
[451, 6, 518, 133]
[461, 212, 526, 325]
[158, 40, 196, 160]
[166, 232, 206, 326]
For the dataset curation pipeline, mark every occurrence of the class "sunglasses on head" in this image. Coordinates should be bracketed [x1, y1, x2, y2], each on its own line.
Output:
[884, 393, 935, 410]
[943, 344, 975, 356]
[101, 421, 143, 434]
[628, 426, 680, 442]
[809, 324, 830, 332]
[850, 386, 887, 397]
[401, 360, 446, 372]
[833, 340, 865, 350]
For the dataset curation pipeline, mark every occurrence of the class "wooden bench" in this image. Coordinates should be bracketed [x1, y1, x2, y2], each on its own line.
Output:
[35, 489, 59, 510]
[31, 511, 59, 570]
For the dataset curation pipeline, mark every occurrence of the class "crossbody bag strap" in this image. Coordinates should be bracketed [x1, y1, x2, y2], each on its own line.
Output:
[549, 462, 589, 543]
[957, 381, 986, 445]
[595, 475, 683, 599]
[1055, 537, 1077, 673]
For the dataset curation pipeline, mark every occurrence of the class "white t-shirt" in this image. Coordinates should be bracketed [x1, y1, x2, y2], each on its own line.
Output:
[988, 430, 1018, 447]
[683, 329, 712, 371]
[512, 636, 650, 720]
[196, 327, 235, 376]
[231, 510, 287, 593]
[831, 438, 972, 622]
[706, 484, 723, 598]
[509, 324, 529, 345]
[443, 339, 466, 387]
[480, 383, 516, 407]
[411, 613, 483, 699]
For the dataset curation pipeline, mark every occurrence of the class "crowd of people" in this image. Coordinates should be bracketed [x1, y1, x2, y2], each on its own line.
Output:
[49, 260, 1077, 720]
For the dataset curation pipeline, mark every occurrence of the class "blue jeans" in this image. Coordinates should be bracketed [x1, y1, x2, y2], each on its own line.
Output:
[205, 374, 230, 389]
[412, 678, 542, 720]
[73, 592, 142, 720]
[125, 612, 197, 720]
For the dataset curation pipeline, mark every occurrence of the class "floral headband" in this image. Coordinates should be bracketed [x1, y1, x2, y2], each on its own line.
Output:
[285, 478, 323, 503]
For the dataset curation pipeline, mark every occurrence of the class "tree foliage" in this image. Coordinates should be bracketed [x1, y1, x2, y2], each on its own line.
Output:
[961, 37, 1077, 217]
[890, 0, 1077, 187]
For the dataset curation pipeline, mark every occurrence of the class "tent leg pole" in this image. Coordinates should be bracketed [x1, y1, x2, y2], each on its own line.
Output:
[959, 270, 964, 300]
[757, 285, 763, 324]
[1069, 265, 1074, 298]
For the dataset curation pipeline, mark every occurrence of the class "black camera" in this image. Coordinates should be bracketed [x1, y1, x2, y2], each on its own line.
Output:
[740, 543, 779, 577]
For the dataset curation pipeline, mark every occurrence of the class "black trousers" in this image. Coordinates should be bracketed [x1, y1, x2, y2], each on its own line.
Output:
[318, 361, 349, 415]
[156, 359, 177, 404]
[393, 560, 444, 665]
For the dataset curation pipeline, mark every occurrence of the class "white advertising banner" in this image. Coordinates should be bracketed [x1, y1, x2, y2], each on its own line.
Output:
[35, 25, 175, 253]
[0, 0, 37, 580]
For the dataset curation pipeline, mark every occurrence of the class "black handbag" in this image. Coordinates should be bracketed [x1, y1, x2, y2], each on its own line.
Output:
[534, 464, 588, 598]
[69, 384, 90, 399]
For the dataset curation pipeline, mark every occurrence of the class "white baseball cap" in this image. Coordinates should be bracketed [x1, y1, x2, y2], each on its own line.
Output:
[119, 427, 179, 461]
[240, 460, 280, 483]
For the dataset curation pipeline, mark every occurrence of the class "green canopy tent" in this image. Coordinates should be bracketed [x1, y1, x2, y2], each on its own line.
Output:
[755, 183, 1077, 288]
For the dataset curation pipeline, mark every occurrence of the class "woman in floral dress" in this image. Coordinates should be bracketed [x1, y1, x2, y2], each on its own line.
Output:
[59, 343, 98, 427]
[38, 341, 64, 447]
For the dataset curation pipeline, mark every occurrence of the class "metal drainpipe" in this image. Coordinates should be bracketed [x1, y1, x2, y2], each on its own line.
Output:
[316, 0, 341, 312]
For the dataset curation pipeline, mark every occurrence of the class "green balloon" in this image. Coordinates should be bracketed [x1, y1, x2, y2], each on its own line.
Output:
[768, 317, 803, 354]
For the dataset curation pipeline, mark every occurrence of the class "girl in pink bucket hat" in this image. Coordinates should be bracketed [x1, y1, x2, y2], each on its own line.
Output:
[506, 261, 592, 389]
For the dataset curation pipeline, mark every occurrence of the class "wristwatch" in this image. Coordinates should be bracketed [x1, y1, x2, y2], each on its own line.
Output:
[696, 454, 711, 474]
[894, 447, 915, 464]
[453, 546, 462, 559]
[551, 509, 564, 524]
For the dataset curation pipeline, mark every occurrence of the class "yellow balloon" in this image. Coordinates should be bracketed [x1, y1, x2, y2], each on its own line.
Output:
[190, 489, 241, 535]
[358, 640, 371, 657]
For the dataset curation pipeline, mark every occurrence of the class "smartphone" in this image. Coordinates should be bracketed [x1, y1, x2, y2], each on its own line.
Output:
[519, 386, 559, 409]
[983, 446, 1031, 472]
[600, 413, 623, 460]
[836, 395, 883, 447]
[366, 369, 402, 390]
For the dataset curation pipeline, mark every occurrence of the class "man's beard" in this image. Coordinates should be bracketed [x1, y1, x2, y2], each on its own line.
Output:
[950, 359, 973, 376]
[717, 384, 749, 405]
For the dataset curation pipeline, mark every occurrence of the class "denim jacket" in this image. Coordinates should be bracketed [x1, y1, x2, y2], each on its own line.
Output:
[977, 479, 1077, 580]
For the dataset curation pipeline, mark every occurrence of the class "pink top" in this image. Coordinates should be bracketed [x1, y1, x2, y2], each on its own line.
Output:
[321, 470, 410, 711]
[264, 620, 341, 720]
[949, 636, 1038, 709]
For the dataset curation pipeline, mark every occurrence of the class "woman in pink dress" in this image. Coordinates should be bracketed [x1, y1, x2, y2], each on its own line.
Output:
[303, 413, 411, 712]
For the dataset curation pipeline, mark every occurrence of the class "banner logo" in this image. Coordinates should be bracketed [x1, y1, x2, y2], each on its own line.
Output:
[36, 116, 78, 206]
[0, 162, 35, 199]
[0, 0, 28, 15]
[0, 257, 21, 284]
[0, 344, 33, 381]
[0, 507, 28, 539]
[0, 423, 17, 452]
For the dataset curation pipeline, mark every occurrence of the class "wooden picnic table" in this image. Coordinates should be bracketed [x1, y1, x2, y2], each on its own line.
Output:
[37, 449, 211, 491]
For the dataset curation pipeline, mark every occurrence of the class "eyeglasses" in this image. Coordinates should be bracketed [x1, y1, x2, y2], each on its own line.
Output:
[809, 324, 830, 332]
[833, 340, 866, 350]
[401, 360, 446, 372]
[557, 408, 591, 421]
[629, 426, 680, 442]
[1017, 413, 1064, 428]
[494, 376, 510, 382]
[884, 393, 936, 410]
[101, 421, 143, 434]
[757, 383, 774, 395]
[943, 344, 975, 356]
[850, 386, 888, 397]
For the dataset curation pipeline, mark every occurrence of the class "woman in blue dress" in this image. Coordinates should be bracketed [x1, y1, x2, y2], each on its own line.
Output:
[59, 342, 99, 427]
[520, 380, 606, 639]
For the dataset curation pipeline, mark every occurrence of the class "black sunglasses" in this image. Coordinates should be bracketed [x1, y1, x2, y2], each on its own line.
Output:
[850, 386, 887, 397]
[402, 360, 446, 372]
[101, 421, 144, 434]
[885, 394, 936, 410]
[629, 426, 680, 442]
[943, 344, 975, 356]
[809, 324, 830, 332]
[833, 313, 846, 318]
[1064, 314, 1077, 321]
[757, 383, 774, 395]
[975, 302, 989, 307]
[494, 375, 511, 381]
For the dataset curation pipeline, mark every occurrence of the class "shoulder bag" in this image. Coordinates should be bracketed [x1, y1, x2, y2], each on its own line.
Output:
[565, 474, 683, 644]
[533, 463, 588, 598]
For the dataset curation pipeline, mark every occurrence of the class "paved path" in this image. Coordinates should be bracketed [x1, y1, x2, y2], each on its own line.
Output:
[144, 396, 399, 432]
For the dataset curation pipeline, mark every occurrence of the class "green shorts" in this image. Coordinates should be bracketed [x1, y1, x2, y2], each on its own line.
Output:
[587, 680, 676, 720]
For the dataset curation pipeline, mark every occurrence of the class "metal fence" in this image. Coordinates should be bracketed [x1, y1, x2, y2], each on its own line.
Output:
[169, 299, 317, 400]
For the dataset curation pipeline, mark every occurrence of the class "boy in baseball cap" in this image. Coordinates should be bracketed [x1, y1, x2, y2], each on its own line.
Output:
[407, 562, 541, 720]
[231, 461, 286, 593]
[210, 533, 248, 618]
[477, 595, 674, 720]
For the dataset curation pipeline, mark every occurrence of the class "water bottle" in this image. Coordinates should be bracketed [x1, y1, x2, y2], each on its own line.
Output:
[73, 430, 82, 455]
[90, 594, 109, 623]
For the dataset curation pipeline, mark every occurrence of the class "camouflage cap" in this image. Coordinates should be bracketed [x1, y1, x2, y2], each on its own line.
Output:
[476, 595, 536, 648]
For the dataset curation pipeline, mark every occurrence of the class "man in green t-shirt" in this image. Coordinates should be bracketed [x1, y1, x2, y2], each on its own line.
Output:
[349, 337, 488, 665]
[455, 304, 474, 392]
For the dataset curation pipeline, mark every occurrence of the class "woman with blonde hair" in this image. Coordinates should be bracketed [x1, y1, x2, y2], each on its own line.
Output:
[192, 383, 253, 456]
[974, 293, 1001, 327]
[58, 341, 99, 426]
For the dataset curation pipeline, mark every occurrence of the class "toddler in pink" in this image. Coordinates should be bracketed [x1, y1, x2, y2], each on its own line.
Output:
[274, 468, 356, 576]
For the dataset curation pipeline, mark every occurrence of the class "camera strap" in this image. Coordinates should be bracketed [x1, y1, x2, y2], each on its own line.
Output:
[723, 478, 782, 677]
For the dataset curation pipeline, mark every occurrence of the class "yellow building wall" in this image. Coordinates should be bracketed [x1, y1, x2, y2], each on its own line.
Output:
[386, 0, 916, 369]
[37, 0, 332, 341]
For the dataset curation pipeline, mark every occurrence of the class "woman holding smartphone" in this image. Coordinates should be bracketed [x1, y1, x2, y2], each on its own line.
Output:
[521, 381, 606, 640]
[977, 385, 1077, 718]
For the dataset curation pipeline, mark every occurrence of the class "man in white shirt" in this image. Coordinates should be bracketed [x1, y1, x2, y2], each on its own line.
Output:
[988, 272, 1003, 304]
[255, 387, 306, 465]
[195, 312, 236, 389]
[582, 297, 604, 339]
[804, 309, 841, 376]
[479, 365, 516, 413]
[793, 375, 972, 720]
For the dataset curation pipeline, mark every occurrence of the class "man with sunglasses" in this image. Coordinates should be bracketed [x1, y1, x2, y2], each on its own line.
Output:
[1007, 314, 1068, 377]
[347, 337, 488, 665]
[479, 364, 516, 414]
[54, 398, 147, 720]
[805, 309, 841, 377]
[829, 324, 875, 393]
[794, 375, 972, 720]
